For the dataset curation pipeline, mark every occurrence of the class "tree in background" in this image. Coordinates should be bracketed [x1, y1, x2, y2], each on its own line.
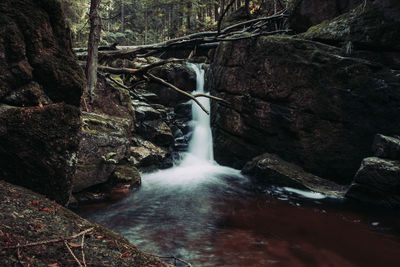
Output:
[62, 0, 288, 47]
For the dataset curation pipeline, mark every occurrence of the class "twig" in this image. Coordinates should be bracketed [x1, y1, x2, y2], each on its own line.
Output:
[193, 93, 229, 104]
[1, 228, 94, 250]
[106, 75, 130, 90]
[81, 234, 87, 267]
[145, 73, 209, 115]
[64, 240, 83, 267]
[158, 256, 192, 267]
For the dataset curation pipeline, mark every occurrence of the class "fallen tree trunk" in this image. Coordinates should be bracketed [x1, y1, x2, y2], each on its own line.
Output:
[75, 11, 289, 62]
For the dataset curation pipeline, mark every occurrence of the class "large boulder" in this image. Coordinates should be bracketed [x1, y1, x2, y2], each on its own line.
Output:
[73, 75, 137, 193]
[210, 24, 400, 183]
[142, 63, 196, 106]
[346, 157, 400, 208]
[0, 0, 84, 204]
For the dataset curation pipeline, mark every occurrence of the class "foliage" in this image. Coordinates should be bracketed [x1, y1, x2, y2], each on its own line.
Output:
[61, 0, 289, 47]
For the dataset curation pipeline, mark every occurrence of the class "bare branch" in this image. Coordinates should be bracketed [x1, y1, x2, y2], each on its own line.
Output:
[145, 73, 209, 115]
[1, 228, 94, 250]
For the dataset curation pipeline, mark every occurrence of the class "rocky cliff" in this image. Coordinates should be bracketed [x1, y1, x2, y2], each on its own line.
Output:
[0, 0, 85, 205]
[210, 1, 400, 184]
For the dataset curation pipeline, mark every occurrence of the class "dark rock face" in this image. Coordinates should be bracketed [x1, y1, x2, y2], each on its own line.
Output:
[210, 34, 400, 184]
[346, 157, 400, 208]
[0, 0, 85, 106]
[0, 104, 81, 204]
[242, 153, 346, 197]
[288, 0, 363, 33]
[143, 63, 196, 106]
[300, 1, 400, 51]
[0, 0, 84, 204]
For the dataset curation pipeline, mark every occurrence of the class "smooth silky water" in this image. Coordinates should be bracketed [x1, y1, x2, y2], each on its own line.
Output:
[78, 64, 400, 266]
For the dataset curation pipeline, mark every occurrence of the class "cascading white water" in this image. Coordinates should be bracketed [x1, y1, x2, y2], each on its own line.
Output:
[185, 63, 214, 162]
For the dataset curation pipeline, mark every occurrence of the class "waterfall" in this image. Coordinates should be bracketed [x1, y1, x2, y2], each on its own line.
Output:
[183, 63, 214, 163]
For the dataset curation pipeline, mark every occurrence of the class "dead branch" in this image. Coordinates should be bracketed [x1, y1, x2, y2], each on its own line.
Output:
[145, 73, 209, 115]
[1, 228, 94, 250]
[64, 240, 83, 267]
[75, 11, 289, 62]
[81, 233, 87, 267]
[158, 255, 192, 267]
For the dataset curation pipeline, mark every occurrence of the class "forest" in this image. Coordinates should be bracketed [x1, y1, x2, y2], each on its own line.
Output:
[1, 0, 400, 266]
[62, 0, 287, 46]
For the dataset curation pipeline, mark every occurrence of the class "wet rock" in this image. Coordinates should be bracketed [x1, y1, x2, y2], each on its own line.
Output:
[372, 134, 400, 160]
[346, 157, 400, 208]
[137, 120, 174, 147]
[129, 137, 171, 170]
[242, 153, 347, 197]
[111, 164, 141, 186]
[210, 32, 400, 184]
[0, 180, 167, 266]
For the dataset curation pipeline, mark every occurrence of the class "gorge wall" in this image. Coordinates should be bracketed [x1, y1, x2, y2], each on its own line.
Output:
[210, 1, 400, 184]
[0, 0, 84, 204]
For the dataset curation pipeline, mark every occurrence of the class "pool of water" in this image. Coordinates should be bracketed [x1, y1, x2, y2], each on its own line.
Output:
[77, 169, 400, 267]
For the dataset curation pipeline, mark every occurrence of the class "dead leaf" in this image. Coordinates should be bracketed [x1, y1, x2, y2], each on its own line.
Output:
[31, 200, 39, 205]
[97, 235, 104, 239]
[121, 252, 131, 259]
[68, 242, 81, 248]
[48, 263, 59, 267]
[42, 208, 50, 212]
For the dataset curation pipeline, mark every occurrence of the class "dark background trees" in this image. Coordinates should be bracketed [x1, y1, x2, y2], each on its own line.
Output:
[61, 0, 289, 47]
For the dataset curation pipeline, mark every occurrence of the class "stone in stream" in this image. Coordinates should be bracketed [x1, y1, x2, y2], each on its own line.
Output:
[372, 134, 400, 160]
[242, 153, 347, 197]
[346, 157, 400, 208]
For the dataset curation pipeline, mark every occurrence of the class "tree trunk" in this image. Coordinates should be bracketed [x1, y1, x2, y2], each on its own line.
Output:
[85, 0, 101, 104]
[121, 0, 125, 32]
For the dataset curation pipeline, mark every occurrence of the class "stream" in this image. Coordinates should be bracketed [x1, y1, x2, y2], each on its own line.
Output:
[78, 64, 400, 267]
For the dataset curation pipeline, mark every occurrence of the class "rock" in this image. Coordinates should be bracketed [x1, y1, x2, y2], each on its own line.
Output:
[0, 104, 81, 205]
[242, 153, 347, 197]
[346, 157, 400, 208]
[2, 81, 52, 107]
[0, 180, 167, 266]
[210, 34, 400, 184]
[73, 112, 132, 192]
[372, 134, 400, 160]
[0, 0, 85, 106]
[137, 120, 174, 147]
[111, 164, 141, 186]
[0, 0, 85, 205]
[143, 63, 196, 106]
[299, 1, 400, 51]
[288, 0, 363, 33]
[73, 74, 135, 193]
[129, 137, 171, 170]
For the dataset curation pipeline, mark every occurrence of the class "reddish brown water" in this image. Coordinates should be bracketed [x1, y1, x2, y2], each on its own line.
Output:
[77, 173, 400, 267]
